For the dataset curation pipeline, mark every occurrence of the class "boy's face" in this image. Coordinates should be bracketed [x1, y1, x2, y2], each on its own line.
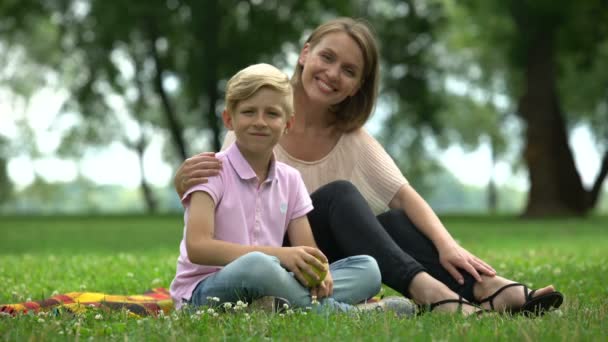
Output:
[222, 87, 293, 157]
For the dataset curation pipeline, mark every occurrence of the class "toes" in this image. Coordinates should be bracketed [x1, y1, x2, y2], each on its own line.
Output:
[533, 285, 556, 298]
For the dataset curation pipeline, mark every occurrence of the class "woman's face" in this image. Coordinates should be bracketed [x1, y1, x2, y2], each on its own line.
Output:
[298, 31, 364, 107]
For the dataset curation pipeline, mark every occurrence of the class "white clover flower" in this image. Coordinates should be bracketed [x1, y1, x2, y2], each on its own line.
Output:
[212, 297, 220, 302]
[236, 300, 245, 307]
[195, 310, 203, 315]
[51, 290, 59, 296]
[282, 303, 290, 310]
[223, 302, 233, 309]
[95, 314, 103, 320]
[244, 313, 251, 320]
[300, 312, 307, 316]
[26, 297, 32, 302]
[213, 312, 219, 317]
[37, 318, 45, 323]
[207, 308, 215, 314]
[286, 309, 294, 315]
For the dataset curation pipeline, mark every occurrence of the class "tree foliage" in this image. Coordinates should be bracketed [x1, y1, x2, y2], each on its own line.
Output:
[440, 0, 608, 216]
[2, 0, 607, 216]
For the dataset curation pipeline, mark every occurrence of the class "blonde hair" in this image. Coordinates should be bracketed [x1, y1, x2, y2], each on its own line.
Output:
[225, 63, 294, 117]
[292, 17, 380, 132]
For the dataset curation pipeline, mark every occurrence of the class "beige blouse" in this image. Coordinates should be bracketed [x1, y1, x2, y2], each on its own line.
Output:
[221, 128, 408, 214]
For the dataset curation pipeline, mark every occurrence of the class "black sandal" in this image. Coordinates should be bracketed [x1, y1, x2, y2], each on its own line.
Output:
[477, 283, 564, 316]
[418, 296, 485, 316]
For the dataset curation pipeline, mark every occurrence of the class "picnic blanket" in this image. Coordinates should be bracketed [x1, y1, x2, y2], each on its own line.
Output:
[0, 288, 172, 317]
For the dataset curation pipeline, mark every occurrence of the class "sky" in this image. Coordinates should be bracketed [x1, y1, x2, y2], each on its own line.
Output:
[0, 87, 604, 192]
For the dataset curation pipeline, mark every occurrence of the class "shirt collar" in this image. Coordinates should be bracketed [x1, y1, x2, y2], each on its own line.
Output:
[225, 143, 277, 183]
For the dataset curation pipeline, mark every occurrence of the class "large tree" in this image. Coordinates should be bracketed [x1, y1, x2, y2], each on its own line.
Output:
[447, 0, 608, 216]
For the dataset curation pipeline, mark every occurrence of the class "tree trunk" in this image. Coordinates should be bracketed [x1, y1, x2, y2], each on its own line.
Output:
[147, 22, 189, 161]
[510, 4, 608, 217]
[487, 137, 498, 213]
[136, 140, 158, 213]
[199, 0, 222, 151]
[515, 25, 588, 216]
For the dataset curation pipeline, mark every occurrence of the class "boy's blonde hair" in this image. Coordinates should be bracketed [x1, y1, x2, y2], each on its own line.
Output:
[225, 63, 294, 117]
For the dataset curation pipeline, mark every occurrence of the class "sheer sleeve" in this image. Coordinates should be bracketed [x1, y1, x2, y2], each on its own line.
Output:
[352, 129, 408, 211]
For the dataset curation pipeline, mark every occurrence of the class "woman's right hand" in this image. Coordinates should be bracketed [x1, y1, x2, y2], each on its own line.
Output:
[174, 152, 222, 197]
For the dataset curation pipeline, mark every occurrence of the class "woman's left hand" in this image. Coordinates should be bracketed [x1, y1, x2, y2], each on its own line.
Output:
[438, 243, 496, 284]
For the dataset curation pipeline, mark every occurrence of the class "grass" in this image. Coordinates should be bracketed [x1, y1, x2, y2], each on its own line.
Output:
[0, 214, 607, 341]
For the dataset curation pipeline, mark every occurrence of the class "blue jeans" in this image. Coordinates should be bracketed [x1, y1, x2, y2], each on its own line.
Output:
[189, 251, 381, 312]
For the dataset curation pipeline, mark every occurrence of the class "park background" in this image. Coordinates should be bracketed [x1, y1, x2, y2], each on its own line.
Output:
[0, 0, 607, 216]
[1, 0, 607, 341]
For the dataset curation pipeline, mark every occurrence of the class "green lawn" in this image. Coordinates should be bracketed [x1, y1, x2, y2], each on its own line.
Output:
[1, 214, 607, 341]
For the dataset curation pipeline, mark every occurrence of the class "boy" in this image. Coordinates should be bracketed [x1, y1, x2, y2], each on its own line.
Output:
[169, 64, 383, 312]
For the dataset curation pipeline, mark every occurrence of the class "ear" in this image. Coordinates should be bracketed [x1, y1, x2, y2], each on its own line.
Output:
[222, 109, 234, 130]
[285, 114, 295, 133]
[298, 43, 311, 66]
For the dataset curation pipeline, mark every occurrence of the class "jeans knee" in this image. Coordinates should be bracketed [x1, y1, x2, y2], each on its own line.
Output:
[362, 255, 382, 287]
[348, 255, 382, 294]
[234, 252, 281, 283]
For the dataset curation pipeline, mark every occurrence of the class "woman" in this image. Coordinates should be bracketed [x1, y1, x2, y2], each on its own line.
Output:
[174, 17, 563, 315]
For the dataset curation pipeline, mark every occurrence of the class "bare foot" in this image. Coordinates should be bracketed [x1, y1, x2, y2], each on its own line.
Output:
[409, 273, 480, 315]
[474, 275, 557, 312]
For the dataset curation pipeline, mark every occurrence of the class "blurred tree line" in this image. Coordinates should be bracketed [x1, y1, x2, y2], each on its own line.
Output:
[0, 0, 606, 217]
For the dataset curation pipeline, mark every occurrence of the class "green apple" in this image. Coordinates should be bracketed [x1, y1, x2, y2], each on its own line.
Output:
[303, 258, 329, 287]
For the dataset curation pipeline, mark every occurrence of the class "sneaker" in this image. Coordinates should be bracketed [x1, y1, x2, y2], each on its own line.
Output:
[248, 296, 290, 314]
[356, 296, 416, 317]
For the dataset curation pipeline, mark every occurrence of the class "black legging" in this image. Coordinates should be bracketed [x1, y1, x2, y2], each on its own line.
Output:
[306, 180, 476, 301]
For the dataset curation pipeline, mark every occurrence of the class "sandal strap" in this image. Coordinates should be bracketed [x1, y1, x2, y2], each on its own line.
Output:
[428, 296, 479, 312]
[478, 283, 528, 311]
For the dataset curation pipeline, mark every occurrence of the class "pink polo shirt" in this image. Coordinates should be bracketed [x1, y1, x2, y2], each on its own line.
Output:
[170, 143, 313, 308]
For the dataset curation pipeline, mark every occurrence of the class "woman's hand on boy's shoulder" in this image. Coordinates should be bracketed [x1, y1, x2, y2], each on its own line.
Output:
[174, 152, 222, 197]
